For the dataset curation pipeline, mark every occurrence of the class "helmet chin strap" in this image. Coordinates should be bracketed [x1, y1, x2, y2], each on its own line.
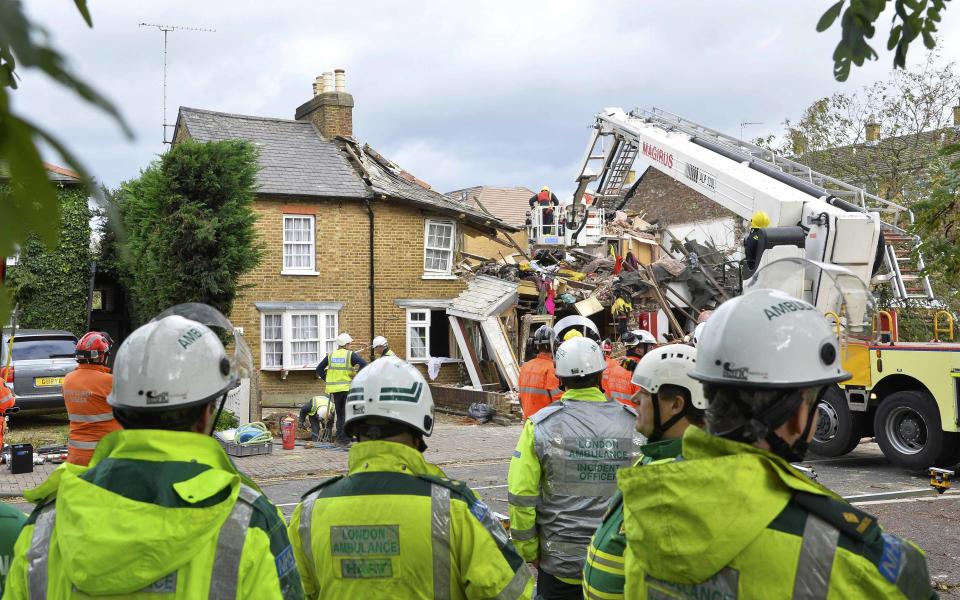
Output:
[648, 393, 688, 444]
[720, 389, 816, 463]
[208, 393, 228, 437]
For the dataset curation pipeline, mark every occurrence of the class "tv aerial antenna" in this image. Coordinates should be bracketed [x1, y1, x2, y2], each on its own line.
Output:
[139, 22, 216, 144]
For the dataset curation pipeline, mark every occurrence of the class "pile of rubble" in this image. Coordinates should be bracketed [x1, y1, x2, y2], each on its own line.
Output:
[455, 211, 738, 342]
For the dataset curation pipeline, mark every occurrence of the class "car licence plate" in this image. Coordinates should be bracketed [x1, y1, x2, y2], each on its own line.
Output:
[35, 377, 64, 387]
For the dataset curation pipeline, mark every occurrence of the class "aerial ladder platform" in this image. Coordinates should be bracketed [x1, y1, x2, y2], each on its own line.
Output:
[575, 107, 935, 303]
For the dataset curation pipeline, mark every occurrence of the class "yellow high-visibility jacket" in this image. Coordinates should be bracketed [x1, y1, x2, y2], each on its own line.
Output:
[287, 440, 533, 599]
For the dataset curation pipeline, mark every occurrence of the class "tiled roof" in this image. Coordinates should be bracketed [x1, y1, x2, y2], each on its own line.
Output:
[447, 275, 518, 319]
[798, 127, 960, 178]
[445, 186, 534, 226]
[359, 146, 518, 232]
[0, 162, 82, 186]
[175, 107, 370, 199]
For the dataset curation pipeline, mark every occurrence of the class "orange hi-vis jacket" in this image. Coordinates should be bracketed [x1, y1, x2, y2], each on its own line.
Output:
[62, 364, 120, 466]
[518, 352, 562, 419]
[602, 358, 639, 407]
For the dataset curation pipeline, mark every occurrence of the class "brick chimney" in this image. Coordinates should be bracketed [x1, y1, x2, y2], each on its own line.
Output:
[296, 69, 354, 138]
[865, 120, 881, 144]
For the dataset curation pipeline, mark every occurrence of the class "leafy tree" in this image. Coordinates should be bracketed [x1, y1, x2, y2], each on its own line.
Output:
[119, 140, 261, 325]
[778, 53, 958, 210]
[0, 0, 130, 323]
[912, 150, 960, 289]
[817, 0, 952, 81]
[5, 184, 92, 336]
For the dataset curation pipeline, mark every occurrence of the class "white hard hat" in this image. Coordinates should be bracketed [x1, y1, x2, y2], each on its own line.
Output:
[689, 289, 850, 388]
[110, 312, 242, 411]
[692, 323, 706, 346]
[336, 333, 353, 346]
[555, 337, 607, 378]
[630, 329, 657, 345]
[632, 344, 707, 410]
[371, 336, 388, 348]
[344, 356, 435, 437]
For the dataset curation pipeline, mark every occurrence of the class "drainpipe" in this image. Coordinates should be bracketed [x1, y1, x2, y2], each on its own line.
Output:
[366, 198, 376, 362]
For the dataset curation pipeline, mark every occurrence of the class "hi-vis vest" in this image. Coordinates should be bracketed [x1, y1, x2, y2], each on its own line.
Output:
[536, 190, 552, 205]
[308, 396, 331, 418]
[518, 354, 562, 419]
[325, 349, 354, 393]
[527, 399, 640, 579]
[602, 362, 639, 407]
[62, 364, 120, 466]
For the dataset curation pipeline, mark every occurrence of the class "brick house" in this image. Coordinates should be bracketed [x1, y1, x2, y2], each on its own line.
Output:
[445, 186, 533, 255]
[623, 167, 743, 254]
[172, 71, 518, 407]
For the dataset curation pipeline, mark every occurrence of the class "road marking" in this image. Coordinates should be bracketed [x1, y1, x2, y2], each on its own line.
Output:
[852, 495, 960, 506]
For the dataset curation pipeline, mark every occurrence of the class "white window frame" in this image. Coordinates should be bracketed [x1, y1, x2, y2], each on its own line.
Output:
[282, 214, 318, 276]
[422, 219, 456, 279]
[261, 313, 284, 369]
[406, 309, 430, 363]
[259, 310, 338, 371]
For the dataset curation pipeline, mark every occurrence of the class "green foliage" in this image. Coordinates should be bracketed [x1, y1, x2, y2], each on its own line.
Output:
[5, 185, 92, 336]
[0, 0, 129, 324]
[912, 147, 960, 290]
[118, 140, 262, 325]
[215, 409, 239, 432]
[818, 0, 951, 81]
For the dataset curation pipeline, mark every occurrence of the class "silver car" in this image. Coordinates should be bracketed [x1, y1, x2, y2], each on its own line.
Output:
[1, 329, 78, 410]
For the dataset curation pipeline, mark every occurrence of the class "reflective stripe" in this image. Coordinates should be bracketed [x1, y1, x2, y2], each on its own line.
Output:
[543, 539, 587, 559]
[326, 366, 353, 371]
[299, 493, 319, 584]
[67, 439, 99, 450]
[431, 484, 452, 600]
[510, 526, 537, 541]
[791, 513, 839, 599]
[507, 492, 539, 508]
[27, 504, 55, 600]
[208, 488, 255, 600]
[497, 563, 532, 600]
[67, 412, 115, 423]
[549, 389, 563, 398]
[586, 545, 625, 574]
[611, 392, 633, 402]
[519, 386, 552, 397]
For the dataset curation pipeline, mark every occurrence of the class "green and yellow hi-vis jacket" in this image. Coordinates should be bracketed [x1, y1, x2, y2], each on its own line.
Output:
[618, 426, 937, 599]
[2, 429, 303, 600]
[287, 440, 532, 599]
[582, 436, 682, 600]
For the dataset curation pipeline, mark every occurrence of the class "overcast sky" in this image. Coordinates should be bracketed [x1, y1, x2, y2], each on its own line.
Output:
[15, 1, 960, 198]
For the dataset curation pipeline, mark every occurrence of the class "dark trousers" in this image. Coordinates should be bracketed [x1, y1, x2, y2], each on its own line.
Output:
[332, 391, 349, 443]
[536, 570, 581, 600]
[307, 414, 321, 442]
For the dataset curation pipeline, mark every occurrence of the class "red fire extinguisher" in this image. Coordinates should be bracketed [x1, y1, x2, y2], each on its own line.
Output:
[281, 416, 296, 450]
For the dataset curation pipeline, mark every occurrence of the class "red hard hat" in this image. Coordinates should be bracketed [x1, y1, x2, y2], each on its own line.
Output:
[76, 331, 113, 364]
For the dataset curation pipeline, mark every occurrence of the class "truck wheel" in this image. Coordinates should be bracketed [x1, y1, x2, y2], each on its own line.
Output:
[874, 391, 945, 470]
[811, 385, 865, 457]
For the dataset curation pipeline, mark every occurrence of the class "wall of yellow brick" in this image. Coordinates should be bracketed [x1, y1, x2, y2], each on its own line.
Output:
[463, 228, 527, 261]
[232, 197, 481, 404]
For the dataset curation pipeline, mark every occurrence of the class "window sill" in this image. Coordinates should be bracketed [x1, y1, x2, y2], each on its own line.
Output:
[421, 273, 457, 280]
[407, 358, 464, 365]
[260, 366, 318, 372]
[281, 270, 319, 276]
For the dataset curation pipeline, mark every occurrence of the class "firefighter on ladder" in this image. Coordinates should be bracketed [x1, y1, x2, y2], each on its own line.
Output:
[62, 332, 121, 466]
[529, 185, 560, 236]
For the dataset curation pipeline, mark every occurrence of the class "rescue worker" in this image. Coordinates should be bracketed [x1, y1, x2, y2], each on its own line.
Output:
[618, 289, 935, 598]
[601, 332, 652, 407]
[62, 331, 121, 466]
[529, 185, 560, 232]
[299, 394, 332, 442]
[371, 335, 395, 358]
[4, 304, 303, 599]
[598, 339, 620, 393]
[288, 356, 533, 599]
[518, 326, 562, 419]
[316, 332, 367, 446]
[743, 210, 770, 275]
[583, 344, 705, 600]
[0, 500, 24, 595]
[508, 336, 640, 599]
